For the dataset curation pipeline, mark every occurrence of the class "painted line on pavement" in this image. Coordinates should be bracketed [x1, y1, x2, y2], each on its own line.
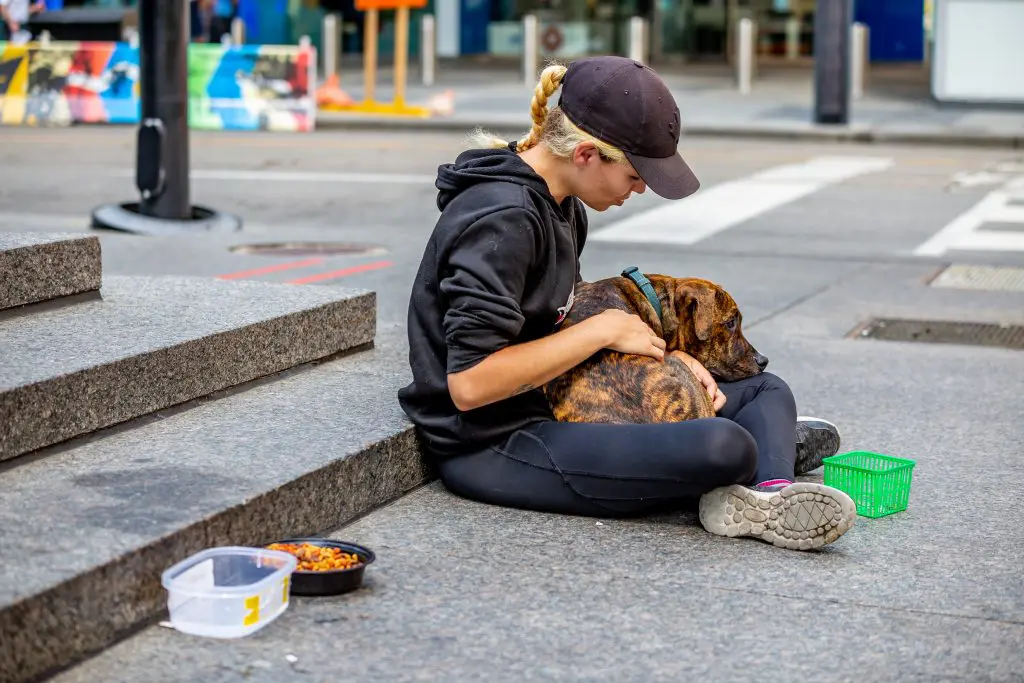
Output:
[216, 257, 327, 280]
[111, 169, 435, 184]
[914, 183, 1024, 256]
[590, 156, 896, 246]
[287, 260, 395, 285]
[0, 211, 88, 229]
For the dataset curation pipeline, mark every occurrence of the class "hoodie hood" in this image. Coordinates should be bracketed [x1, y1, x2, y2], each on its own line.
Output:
[435, 145, 554, 212]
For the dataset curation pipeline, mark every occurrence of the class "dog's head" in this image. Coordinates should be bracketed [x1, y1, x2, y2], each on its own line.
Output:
[653, 276, 768, 382]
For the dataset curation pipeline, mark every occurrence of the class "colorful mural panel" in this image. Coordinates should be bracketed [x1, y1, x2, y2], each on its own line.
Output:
[0, 41, 315, 131]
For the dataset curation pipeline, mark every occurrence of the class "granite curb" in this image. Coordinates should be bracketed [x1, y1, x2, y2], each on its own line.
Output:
[0, 233, 101, 311]
[0, 276, 376, 462]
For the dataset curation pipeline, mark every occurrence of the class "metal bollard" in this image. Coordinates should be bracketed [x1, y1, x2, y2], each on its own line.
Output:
[785, 17, 800, 60]
[323, 13, 341, 79]
[850, 22, 869, 100]
[230, 17, 245, 45]
[523, 14, 538, 86]
[737, 18, 755, 94]
[421, 14, 436, 86]
[628, 16, 648, 63]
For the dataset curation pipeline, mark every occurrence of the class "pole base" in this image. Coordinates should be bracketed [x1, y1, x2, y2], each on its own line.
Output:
[90, 202, 243, 236]
[814, 114, 849, 126]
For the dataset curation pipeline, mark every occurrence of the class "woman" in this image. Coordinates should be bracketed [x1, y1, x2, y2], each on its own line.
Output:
[398, 56, 857, 551]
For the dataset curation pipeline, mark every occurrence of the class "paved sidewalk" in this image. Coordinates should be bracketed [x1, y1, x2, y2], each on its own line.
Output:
[317, 63, 1024, 147]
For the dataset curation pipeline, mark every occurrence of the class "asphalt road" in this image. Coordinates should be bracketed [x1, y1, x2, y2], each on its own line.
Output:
[2, 126, 1023, 328]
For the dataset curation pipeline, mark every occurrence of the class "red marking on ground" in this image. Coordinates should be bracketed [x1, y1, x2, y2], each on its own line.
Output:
[216, 257, 326, 280]
[286, 260, 395, 285]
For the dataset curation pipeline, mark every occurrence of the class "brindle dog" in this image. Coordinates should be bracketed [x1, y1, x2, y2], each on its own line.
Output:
[543, 273, 768, 423]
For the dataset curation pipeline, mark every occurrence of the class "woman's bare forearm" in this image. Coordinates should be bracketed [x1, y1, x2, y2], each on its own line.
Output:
[447, 318, 609, 412]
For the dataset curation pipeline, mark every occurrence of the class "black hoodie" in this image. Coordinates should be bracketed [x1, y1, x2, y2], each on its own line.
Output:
[397, 143, 587, 458]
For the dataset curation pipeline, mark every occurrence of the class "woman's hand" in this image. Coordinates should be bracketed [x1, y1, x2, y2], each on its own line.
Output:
[670, 350, 726, 412]
[594, 309, 666, 361]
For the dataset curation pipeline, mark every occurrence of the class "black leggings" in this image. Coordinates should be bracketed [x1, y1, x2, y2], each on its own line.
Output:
[436, 372, 799, 518]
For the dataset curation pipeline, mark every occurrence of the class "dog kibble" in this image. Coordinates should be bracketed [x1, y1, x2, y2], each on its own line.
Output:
[266, 543, 363, 572]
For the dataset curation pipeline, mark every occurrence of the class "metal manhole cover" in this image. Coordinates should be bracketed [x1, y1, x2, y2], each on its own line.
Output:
[929, 265, 1024, 293]
[229, 242, 388, 257]
[854, 318, 1024, 350]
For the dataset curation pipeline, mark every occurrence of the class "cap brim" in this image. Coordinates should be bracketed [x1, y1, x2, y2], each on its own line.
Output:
[626, 150, 700, 200]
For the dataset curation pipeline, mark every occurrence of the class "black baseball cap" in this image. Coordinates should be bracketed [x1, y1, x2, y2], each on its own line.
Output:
[557, 56, 700, 200]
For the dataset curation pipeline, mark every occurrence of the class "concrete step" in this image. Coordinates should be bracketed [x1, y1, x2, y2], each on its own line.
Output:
[0, 328, 425, 683]
[0, 233, 101, 311]
[0, 275, 375, 462]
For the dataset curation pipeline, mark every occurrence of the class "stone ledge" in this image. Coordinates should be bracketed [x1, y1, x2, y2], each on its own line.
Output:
[0, 275, 376, 462]
[0, 335, 426, 683]
[0, 233, 101, 311]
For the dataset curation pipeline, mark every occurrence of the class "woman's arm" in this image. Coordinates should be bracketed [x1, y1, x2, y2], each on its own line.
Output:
[448, 309, 665, 412]
[440, 207, 663, 412]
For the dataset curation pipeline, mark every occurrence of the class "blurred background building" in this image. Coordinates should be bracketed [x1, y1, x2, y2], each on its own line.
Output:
[7, 0, 1022, 105]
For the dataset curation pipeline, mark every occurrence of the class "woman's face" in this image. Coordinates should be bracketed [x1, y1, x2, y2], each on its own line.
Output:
[570, 143, 647, 211]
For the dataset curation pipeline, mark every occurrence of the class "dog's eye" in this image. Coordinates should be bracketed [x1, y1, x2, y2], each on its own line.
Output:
[724, 318, 737, 331]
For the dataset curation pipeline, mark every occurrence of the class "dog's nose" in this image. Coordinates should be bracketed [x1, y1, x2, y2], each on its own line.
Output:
[755, 353, 769, 371]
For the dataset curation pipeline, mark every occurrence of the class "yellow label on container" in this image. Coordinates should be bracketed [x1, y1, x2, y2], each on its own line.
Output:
[243, 595, 261, 626]
[282, 576, 291, 603]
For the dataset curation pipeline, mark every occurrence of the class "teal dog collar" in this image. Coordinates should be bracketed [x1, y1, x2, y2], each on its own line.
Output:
[621, 266, 663, 322]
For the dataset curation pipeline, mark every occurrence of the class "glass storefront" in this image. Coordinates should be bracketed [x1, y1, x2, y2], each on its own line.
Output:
[483, 0, 820, 63]
[27, 0, 926, 66]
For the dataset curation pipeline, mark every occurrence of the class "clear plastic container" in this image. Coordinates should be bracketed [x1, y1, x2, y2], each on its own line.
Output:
[161, 546, 298, 639]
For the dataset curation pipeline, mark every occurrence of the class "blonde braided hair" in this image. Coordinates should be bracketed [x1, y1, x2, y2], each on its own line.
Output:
[469, 64, 626, 163]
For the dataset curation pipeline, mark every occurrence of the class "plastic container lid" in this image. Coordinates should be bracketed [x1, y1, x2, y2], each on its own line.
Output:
[161, 546, 298, 639]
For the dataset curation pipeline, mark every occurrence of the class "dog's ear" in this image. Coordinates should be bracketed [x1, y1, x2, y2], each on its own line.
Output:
[675, 281, 717, 342]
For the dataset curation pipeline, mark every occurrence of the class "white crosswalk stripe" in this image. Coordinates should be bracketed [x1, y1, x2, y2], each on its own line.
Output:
[590, 156, 896, 246]
[914, 176, 1024, 256]
[110, 169, 436, 184]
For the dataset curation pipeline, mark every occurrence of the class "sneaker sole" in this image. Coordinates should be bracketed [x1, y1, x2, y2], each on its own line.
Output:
[698, 482, 857, 551]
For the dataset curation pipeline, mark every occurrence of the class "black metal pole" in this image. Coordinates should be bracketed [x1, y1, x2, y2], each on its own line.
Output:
[136, 0, 190, 219]
[812, 0, 853, 125]
[90, 0, 240, 234]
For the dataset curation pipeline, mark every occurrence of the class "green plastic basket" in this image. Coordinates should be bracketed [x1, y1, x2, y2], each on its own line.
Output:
[822, 451, 916, 519]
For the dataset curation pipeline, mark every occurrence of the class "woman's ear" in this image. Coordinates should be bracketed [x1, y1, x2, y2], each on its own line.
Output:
[572, 142, 601, 168]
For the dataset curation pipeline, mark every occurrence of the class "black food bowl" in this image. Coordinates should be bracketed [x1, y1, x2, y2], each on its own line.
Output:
[266, 538, 376, 597]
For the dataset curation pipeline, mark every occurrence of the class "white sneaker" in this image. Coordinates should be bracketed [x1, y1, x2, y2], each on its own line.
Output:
[698, 481, 857, 551]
